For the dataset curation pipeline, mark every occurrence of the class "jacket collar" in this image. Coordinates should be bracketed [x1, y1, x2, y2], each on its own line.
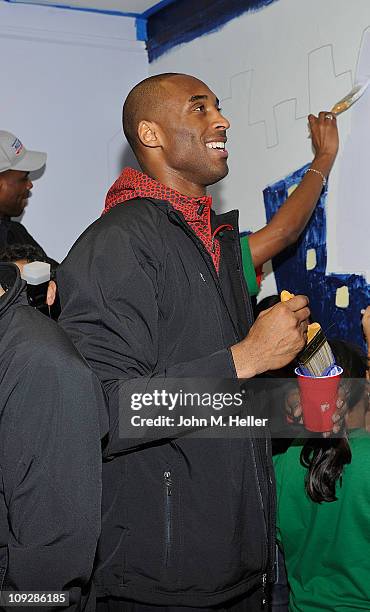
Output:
[104, 167, 212, 214]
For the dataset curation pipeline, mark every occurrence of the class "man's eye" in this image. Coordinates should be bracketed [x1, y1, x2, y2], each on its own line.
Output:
[194, 105, 205, 112]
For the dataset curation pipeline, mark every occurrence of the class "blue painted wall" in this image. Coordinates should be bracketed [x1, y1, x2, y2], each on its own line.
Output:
[263, 164, 370, 350]
[146, 0, 279, 61]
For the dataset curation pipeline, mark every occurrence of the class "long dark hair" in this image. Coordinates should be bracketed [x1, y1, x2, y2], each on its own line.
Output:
[300, 340, 367, 503]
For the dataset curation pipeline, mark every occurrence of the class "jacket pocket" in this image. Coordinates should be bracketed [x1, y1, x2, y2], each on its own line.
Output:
[163, 470, 173, 567]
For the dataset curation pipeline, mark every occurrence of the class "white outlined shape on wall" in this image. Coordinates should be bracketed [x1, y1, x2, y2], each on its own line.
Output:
[335, 26, 370, 281]
[221, 43, 352, 150]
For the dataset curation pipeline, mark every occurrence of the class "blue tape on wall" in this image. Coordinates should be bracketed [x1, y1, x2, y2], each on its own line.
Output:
[263, 163, 370, 350]
[146, 0, 279, 62]
[136, 17, 148, 41]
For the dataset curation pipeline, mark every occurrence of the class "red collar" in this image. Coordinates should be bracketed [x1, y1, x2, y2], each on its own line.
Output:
[104, 167, 221, 272]
[105, 167, 212, 212]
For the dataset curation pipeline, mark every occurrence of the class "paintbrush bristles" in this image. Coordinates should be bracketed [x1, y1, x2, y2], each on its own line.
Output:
[280, 290, 335, 376]
[298, 328, 335, 376]
[330, 80, 370, 115]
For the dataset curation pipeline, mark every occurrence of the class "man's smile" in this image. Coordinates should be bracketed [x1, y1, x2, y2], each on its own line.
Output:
[205, 140, 228, 158]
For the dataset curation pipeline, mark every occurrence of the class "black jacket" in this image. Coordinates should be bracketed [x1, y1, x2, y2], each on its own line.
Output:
[0, 263, 107, 611]
[58, 198, 275, 607]
[0, 218, 45, 252]
[0, 218, 58, 271]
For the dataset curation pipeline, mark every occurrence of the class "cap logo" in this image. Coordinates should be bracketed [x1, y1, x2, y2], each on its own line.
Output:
[11, 137, 24, 157]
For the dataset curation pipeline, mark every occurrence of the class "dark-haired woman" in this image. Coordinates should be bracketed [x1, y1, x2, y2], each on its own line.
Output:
[273, 340, 370, 611]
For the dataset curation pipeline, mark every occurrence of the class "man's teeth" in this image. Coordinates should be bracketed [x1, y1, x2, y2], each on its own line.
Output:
[206, 142, 225, 150]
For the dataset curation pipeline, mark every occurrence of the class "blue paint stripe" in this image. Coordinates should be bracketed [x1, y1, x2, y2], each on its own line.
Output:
[146, 0, 279, 62]
[2, 0, 140, 18]
[135, 17, 148, 42]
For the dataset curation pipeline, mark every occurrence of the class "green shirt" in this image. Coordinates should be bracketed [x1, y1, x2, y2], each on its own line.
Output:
[274, 430, 370, 611]
[240, 233, 260, 296]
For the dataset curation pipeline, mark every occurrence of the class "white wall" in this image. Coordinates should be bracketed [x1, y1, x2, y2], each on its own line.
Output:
[0, 1, 147, 260]
[150, 0, 370, 296]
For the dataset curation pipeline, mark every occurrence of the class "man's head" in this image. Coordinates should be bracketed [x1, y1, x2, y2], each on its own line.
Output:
[0, 242, 47, 269]
[0, 170, 33, 218]
[0, 131, 46, 219]
[0, 243, 57, 308]
[123, 74, 230, 194]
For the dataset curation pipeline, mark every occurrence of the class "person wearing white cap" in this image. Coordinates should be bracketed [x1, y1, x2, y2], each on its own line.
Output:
[0, 130, 47, 251]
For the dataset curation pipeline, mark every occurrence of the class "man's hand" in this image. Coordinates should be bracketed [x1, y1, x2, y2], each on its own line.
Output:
[231, 295, 310, 378]
[308, 111, 339, 175]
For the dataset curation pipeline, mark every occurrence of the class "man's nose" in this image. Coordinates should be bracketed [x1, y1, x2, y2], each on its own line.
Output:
[213, 110, 230, 131]
[26, 179, 33, 190]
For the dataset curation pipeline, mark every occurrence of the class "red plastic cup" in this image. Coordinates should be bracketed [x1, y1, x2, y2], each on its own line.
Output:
[294, 367, 343, 432]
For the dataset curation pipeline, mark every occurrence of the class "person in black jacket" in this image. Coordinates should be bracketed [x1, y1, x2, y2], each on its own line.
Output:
[57, 73, 314, 611]
[0, 262, 108, 610]
[0, 130, 48, 252]
[0, 243, 59, 317]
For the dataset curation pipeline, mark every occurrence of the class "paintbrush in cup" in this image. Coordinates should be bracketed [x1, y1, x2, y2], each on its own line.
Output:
[280, 290, 335, 376]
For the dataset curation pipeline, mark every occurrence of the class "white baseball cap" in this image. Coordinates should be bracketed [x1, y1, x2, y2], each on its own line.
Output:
[0, 130, 46, 173]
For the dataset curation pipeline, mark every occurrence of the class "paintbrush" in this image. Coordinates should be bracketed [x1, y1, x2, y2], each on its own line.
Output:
[330, 78, 370, 115]
[280, 290, 335, 376]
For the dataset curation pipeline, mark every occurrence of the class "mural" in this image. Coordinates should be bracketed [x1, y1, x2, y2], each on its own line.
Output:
[146, 0, 279, 61]
[263, 163, 370, 349]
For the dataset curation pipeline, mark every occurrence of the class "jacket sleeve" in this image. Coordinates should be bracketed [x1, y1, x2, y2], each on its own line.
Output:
[2, 339, 105, 611]
[58, 211, 239, 455]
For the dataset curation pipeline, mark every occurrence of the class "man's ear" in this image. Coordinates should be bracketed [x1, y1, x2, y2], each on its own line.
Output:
[137, 120, 161, 148]
[47, 280, 57, 306]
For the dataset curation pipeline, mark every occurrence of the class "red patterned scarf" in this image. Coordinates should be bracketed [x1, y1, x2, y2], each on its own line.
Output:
[104, 167, 222, 272]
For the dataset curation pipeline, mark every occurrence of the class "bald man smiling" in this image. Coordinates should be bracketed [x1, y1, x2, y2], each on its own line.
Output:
[58, 74, 317, 611]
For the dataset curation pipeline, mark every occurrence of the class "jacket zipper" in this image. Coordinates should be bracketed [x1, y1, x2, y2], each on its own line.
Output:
[233, 228, 274, 587]
[250, 439, 269, 567]
[266, 436, 276, 582]
[261, 572, 267, 608]
[168, 209, 240, 342]
[251, 441, 269, 609]
[168, 207, 271, 590]
[164, 470, 172, 566]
